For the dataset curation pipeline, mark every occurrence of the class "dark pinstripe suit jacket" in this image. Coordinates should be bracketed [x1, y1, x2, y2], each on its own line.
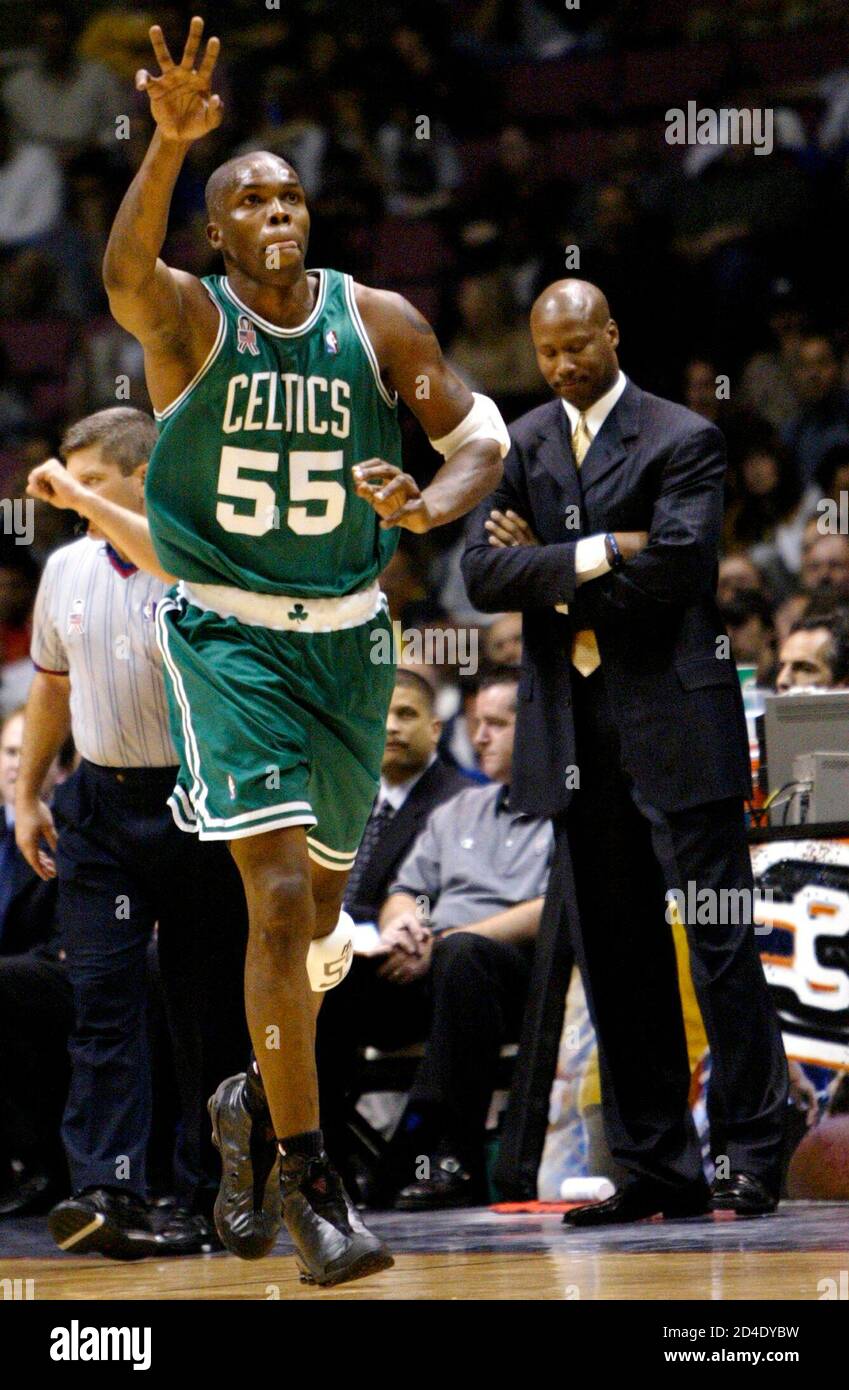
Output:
[461, 380, 751, 816]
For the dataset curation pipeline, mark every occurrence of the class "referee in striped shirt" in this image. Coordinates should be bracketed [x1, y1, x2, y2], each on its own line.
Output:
[17, 407, 248, 1259]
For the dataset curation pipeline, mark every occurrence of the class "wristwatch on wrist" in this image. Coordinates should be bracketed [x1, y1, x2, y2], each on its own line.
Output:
[605, 533, 624, 570]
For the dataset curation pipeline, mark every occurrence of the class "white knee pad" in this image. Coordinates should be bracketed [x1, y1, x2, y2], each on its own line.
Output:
[307, 911, 355, 992]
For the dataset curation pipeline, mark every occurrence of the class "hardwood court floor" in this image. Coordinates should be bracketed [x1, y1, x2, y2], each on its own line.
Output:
[2, 1203, 848, 1300]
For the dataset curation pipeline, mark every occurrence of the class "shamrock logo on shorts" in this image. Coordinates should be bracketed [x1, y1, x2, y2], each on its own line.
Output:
[288, 603, 308, 622]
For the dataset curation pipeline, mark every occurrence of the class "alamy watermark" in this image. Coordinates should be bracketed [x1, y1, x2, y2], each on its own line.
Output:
[0, 498, 34, 546]
[666, 103, 774, 156]
[665, 883, 775, 932]
[816, 492, 849, 535]
[370, 620, 478, 676]
[50, 1321, 151, 1370]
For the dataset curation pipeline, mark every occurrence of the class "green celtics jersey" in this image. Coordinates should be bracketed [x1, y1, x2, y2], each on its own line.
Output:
[145, 268, 402, 597]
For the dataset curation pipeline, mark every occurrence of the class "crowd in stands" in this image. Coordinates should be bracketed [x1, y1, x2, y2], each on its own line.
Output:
[4, 1, 849, 701]
[1, 0, 848, 1225]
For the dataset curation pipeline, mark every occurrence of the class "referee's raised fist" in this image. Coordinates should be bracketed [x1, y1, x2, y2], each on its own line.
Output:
[27, 459, 84, 511]
[135, 16, 224, 144]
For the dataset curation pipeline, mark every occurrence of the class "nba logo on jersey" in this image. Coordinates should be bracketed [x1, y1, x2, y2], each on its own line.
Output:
[325, 329, 339, 355]
[236, 314, 260, 356]
[227, 773, 237, 801]
[142, 599, 156, 622]
[68, 598, 85, 635]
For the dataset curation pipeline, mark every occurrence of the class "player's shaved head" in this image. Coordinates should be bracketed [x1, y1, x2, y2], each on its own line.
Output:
[204, 149, 310, 284]
[530, 278, 611, 331]
[205, 151, 301, 222]
[529, 278, 620, 412]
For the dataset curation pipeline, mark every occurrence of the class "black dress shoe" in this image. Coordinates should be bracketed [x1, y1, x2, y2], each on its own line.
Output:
[711, 1173, 777, 1216]
[394, 1154, 485, 1211]
[48, 1187, 163, 1260]
[0, 1171, 64, 1217]
[563, 1179, 711, 1227]
[280, 1151, 394, 1286]
[152, 1201, 222, 1254]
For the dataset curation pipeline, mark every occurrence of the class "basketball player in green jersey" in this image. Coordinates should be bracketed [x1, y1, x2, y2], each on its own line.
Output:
[86, 16, 508, 1285]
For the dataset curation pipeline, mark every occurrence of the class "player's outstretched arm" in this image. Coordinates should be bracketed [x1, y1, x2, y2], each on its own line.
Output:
[353, 287, 506, 532]
[102, 17, 221, 382]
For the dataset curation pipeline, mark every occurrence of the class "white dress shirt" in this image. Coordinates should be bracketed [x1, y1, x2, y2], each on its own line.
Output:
[377, 752, 438, 813]
[556, 370, 628, 611]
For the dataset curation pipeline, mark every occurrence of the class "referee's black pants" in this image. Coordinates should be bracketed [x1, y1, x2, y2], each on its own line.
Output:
[53, 761, 248, 1204]
[555, 665, 788, 1197]
[317, 932, 533, 1165]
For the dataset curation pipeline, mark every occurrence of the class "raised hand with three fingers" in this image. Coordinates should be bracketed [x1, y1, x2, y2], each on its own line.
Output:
[135, 14, 224, 144]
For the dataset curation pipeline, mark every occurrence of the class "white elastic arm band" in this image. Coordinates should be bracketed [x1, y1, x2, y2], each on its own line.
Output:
[430, 392, 511, 461]
[307, 910, 355, 992]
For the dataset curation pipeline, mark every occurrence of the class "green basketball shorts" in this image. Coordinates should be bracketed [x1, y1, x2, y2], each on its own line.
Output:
[154, 580, 395, 870]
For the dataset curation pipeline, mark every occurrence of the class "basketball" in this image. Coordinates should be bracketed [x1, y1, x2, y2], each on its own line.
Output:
[788, 1116, 849, 1200]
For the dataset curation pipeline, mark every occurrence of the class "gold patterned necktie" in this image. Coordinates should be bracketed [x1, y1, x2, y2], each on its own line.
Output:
[572, 413, 592, 467]
[570, 412, 602, 676]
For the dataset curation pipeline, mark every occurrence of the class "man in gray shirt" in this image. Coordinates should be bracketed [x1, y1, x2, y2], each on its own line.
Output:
[317, 668, 552, 1209]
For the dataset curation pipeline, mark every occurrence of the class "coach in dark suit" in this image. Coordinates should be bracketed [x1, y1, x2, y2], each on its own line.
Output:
[462, 279, 788, 1223]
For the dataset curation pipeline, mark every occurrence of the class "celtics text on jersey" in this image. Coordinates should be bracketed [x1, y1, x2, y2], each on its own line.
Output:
[145, 268, 403, 598]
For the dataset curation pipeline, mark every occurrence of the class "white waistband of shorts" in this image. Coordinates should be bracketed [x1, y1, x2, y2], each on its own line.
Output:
[177, 579, 386, 632]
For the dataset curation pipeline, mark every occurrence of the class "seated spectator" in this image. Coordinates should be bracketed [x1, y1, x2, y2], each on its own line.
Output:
[717, 554, 769, 607]
[376, 97, 462, 220]
[234, 68, 328, 199]
[772, 530, 849, 647]
[773, 593, 810, 648]
[380, 538, 444, 628]
[48, 151, 120, 322]
[671, 140, 810, 361]
[435, 664, 489, 779]
[719, 589, 777, 683]
[0, 102, 62, 252]
[683, 356, 768, 462]
[0, 249, 77, 428]
[381, 24, 455, 139]
[800, 531, 849, 606]
[0, 344, 29, 446]
[317, 670, 552, 1208]
[78, 9, 153, 83]
[0, 544, 39, 720]
[1, 8, 124, 160]
[66, 316, 147, 418]
[723, 438, 816, 598]
[782, 334, 849, 488]
[343, 670, 472, 927]
[447, 270, 541, 401]
[740, 279, 807, 431]
[429, 520, 495, 627]
[0, 706, 71, 1216]
[455, 124, 565, 308]
[483, 613, 523, 667]
[815, 441, 849, 513]
[775, 610, 849, 693]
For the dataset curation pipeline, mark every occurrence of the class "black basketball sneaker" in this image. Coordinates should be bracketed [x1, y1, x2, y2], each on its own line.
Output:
[208, 1073, 281, 1259]
[280, 1149, 394, 1286]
